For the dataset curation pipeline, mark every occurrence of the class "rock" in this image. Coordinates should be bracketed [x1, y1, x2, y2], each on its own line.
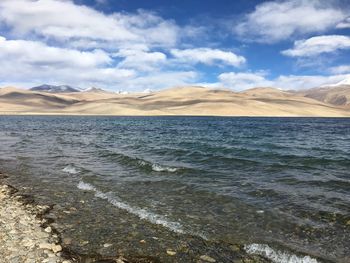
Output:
[230, 244, 240, 251]
[23, 240, 35, 248]
[51, 244, 62, 253]
[166, 249, 177, 256]
[103, 243, 113, 248]
[200, 255, 216, 262]
[39, 243, 53, 250]
[0, 184, 68, 263]
[62, 238, 72, 245]
[139, 239, 146, 244]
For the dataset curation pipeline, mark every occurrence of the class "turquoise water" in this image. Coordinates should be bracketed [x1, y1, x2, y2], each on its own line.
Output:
[0, 116, 349, 262]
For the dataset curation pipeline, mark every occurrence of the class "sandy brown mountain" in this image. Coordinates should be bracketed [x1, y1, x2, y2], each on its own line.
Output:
[295, 85, 350, 108]
[0, 86, 349, 117]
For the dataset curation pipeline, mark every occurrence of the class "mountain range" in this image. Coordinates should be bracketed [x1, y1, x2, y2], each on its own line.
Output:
[30, 84, 81, 93]
[0, 82, 349, 117]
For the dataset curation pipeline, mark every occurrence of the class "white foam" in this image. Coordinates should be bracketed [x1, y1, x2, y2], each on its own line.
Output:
[151, 163, 178, 172]
[137, 160, 148, 166]
[244, 244, 318, 263]
[77, 181, 95, 191]
[62, 165, 79, 174]
[77, 181, 184, 233]
[137, 160, 178, 172]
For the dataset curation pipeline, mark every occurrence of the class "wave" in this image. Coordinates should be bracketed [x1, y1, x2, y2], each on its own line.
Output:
[77, 181, 184, 233]
[62, 164, 80, 174]
[138, 160, 178, 172]
[244, 244, 318, 263]
[99, 150, 181, 173]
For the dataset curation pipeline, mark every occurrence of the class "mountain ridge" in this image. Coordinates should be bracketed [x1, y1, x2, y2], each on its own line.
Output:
[30, 84, 81, 93]
[0, 85, 349, 117]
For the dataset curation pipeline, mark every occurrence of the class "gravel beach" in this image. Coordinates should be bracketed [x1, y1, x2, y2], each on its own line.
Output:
[0, 183, 69, 263]
[0, 170, 270, 263]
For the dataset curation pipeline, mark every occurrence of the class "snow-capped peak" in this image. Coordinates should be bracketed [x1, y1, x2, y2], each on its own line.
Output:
[335, 77, 350, 86]
[83, 87, 107, 93]
[30, 84, 81, 93]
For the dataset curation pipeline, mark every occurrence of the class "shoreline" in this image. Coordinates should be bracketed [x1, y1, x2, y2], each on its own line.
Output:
[0, 171, 159, 263]
[0, 113, 349, 118]
[0, 171, 272, 263]
[0, 182, 69, 263]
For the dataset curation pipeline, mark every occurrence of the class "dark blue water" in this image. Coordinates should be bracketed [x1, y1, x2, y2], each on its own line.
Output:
[0, 116, 349, 263]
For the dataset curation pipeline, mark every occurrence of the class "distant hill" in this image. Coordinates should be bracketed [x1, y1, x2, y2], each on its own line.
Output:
[0, 87, 78, 113]
[296, 85, 350, 107]
[0, 85, 349, 117]
[240, 87, 292, 98]
[31, 84, 80, 93]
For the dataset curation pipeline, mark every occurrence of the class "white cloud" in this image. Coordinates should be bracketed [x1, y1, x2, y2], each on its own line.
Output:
[0, 36, 111, 68]
[217, 71, 350, 90]
[0, 0, 209, 90]
[0, 36, 197, 90]
[282, 35, 350, 57]
[219, 72, 273, 90]
[336, 17, 350, 29]
[0, 36, 135, 88]
[117, 71, 198, 91]
[273, 74, 349, 90]
[171, 48, 245, 67]
[0, 62, 135, 89]
[234, 0, 347, 43]
[115, 49, 167, 71]
[329, 65, 350, 74]
[0, 0, 180, 49]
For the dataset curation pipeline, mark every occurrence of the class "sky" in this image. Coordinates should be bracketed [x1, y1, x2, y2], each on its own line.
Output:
[0, 0, 350, 91]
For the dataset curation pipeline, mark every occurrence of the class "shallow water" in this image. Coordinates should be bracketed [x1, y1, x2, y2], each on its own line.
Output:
[0, 116, 349, 262]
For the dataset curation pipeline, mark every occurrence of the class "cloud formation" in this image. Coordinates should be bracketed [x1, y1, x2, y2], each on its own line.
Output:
[336, 17, 350, 29]
[218, 72, 273, 90]
[282, 35, 350, 57]
[114, 49, 167, 71]
[0, 36, 111, 68]
[0, 0, 201, 89]
[0, 0, 349, 91]
[329, 65, 350, 74]
[217, 71, 350, 91]
[171, 48, 245, 67]
[234, 0, 346, 43]
[0, 36, 135, 88]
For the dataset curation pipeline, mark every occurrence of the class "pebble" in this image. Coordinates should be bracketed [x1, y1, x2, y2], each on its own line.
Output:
[51, 245, 62, 253]
[39, 243, 53, 250]
[200, 255, 216, 262]
[103, 243, 113, 248]
[44, 226, 52, 233]
[166, 249, 177, 256]
[0, 184, 68, 263]
[62, 238, 72, 245]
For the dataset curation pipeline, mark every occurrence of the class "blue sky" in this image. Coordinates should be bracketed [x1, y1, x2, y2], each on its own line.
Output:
[0, 0, 350, 91]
